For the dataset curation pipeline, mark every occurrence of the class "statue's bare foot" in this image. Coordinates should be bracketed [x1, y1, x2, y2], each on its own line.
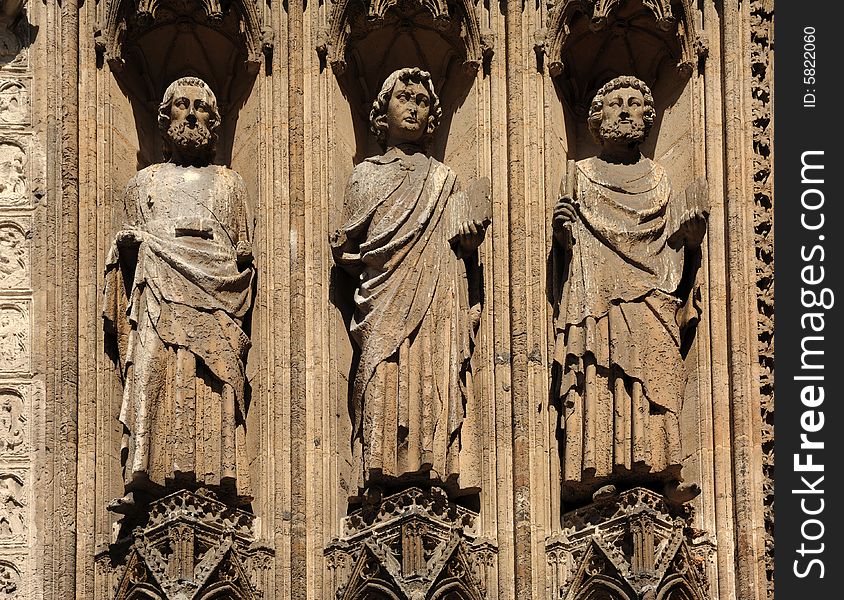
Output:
[664, 480, 701, 504]
[592, 484, 617, 502]
[107, 492, 136, 515]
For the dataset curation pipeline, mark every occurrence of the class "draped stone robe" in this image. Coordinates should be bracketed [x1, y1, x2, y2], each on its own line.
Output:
[553, 156, 700, 504]
[331, 148, 482, 495]
[103, 163, 255, 498]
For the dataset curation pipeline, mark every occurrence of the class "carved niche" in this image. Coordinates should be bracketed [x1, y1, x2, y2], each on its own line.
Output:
[320, 0, 492, 77]
[99, 0, 265, 74]
[321, 0, 492, 161]
[0, 219, 29, 288]
[97, 0, 266, 167]
[0, 0, 28, 71]
[540, 0, 705, 109]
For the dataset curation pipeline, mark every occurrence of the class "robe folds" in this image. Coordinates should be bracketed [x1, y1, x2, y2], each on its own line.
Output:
[103, 163, 254, 497]
[553, 157, 698, 503]
[331, 149, 482, 495]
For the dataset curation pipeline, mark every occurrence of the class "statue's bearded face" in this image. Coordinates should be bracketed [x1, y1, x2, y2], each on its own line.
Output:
[384, 80, 431, 145]
[599, 86, 647, 144]
[166, 85, 214, 152]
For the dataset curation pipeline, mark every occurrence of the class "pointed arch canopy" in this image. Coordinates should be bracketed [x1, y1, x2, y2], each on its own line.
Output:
[100, 0, 266, 77]
[543, 0, 705, 110]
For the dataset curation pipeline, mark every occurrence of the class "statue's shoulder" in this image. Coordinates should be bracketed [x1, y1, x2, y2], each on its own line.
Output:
[349, 152, 401, 185]
[207, 164, 247, 192]
[125, 163, 165, 194]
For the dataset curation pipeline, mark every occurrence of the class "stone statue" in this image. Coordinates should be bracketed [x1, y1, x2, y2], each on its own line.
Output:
[330, 67, 489, 497]
[551, 75, 706, 506]
[104, 76, 255, 511]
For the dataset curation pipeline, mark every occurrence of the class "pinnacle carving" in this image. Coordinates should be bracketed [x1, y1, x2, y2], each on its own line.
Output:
[110, 489, 272, 600]
[546, 488, 712, 600]
[326, 487, 496, 600]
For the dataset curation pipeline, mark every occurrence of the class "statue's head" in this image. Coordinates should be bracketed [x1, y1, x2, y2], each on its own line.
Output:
[370, 67, 442, 149]
[158, 76, 221, 164]
[587, 75, 656, 147]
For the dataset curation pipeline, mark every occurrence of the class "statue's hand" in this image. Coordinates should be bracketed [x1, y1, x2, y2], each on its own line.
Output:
[457, 219, 487, 255]
[552, 196, 577, 246]
[678, 207, 707, 248]
[116, 228, 144, 248]
[236, 240, 253, 267]
[329, 229, 347, 248]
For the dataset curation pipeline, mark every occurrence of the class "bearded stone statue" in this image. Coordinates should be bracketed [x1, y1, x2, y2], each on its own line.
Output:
[104, 77, 255, 511]
[551, 76, 706, 506]
[330, 67, 489, 497]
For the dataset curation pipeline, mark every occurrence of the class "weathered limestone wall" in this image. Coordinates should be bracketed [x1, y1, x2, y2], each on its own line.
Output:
[14, 1, 773, 599]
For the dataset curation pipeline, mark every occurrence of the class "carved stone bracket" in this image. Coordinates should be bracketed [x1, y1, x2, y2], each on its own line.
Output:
[326, 487, 497, 599]
[109, 489, 274, 600]
[546, 488, 713, 600]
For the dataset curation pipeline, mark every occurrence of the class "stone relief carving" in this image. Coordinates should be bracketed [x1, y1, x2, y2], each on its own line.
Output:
[0, 560, 20, 599]
[0, 387, 24, 453]
[103, 76, 255, 513]
[0, 142, 26, 206]
[0, 221, 28, 288]
[0, 82, 26, 125]
[0, 303, 27, 374]
[330, 67, 489, 497]
[551, 76, 707, 506]
[0, 473, 24, 543]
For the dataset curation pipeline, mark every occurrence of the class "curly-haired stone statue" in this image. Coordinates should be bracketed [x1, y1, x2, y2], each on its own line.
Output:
[104, 77, 255, 511]
[330, 67, 490, 497]
[551, 76, 707, 506]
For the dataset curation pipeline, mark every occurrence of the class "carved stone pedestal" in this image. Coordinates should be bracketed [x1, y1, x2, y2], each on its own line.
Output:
[325, 487, 496, 600]
[546, 488, 713, 600]
[103, 490, 273, 600]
